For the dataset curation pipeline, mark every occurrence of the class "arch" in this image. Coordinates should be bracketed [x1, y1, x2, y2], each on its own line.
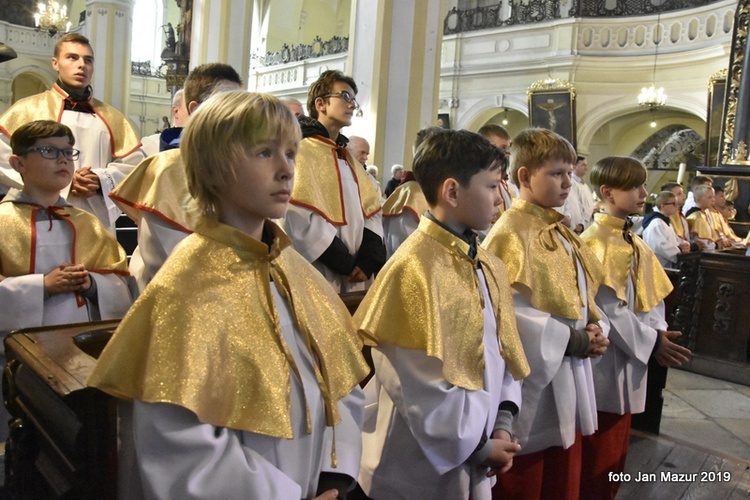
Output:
[12, 70, 52, 103]
[458, 94, 528, 131]
[577, 95, 705, 154]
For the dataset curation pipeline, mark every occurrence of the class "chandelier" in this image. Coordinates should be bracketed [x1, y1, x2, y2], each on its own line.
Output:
[638, 11, 667, 109]
[34, 1, 71, 37]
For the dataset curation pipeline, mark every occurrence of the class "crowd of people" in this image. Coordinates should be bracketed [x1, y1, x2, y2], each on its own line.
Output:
[0, 32, 746, 500]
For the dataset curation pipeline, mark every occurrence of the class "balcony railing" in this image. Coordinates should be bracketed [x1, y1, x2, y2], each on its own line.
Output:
[444, 0, 726, 35]
[253, 35, 348, 68]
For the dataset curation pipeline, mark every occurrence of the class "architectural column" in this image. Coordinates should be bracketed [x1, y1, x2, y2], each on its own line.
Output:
[348, 0, 446, 172]
[84, 0, 134, 113]
[190, 0, 254, 83]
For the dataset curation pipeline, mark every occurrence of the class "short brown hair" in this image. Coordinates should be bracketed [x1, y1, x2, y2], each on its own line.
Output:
[54, 33, 92, 58]
[306, 70, 357, 120]
[181, 91, 301, 219]
[183, 63, 243, 110]
[661, 181, 682, 192]
[509, 128, 576, 186]
[654, 191, 677, 207]
[413, 129, 502, 206]
[478, 123, 510, 141]
[589, 156, 647, 198]
[11, 120, 74, 154]
[690, 175, 713, 189]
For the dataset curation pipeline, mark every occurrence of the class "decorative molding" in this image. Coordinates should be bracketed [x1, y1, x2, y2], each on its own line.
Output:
[528, 78, 575, 95]
[253, 35, 348, 68]
[712, 281, 736, 335]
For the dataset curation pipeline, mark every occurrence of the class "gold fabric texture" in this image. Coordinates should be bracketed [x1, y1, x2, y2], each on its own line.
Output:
[355, 217, 529, 389]
[88, 219, 369, 438]
[291, 136, 381, 225]
[0, 84, 141, 158]
[687, 210, 718, 240]
[0, 200, 129, 278]
[581, 213, 672, 313]
[110, 149, 199, 233]
[483, 199, 603, 322]
[669, 212, 688, 239]
[382, 180, 428, 219]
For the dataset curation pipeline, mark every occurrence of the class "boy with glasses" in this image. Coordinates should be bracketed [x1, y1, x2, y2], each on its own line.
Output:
[0, 120, 132, 332]
[285, 70, 385, 293]
[642, 191, 690, 268]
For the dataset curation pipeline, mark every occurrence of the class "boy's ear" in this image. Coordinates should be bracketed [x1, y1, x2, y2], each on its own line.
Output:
[187, 100, 200, 115]
[9, 154, 25, 174]
[517, 166, 531, 187]
[440, 177, 460, 208]
[314, 96, 327, 115]
[599, 184, 613, 202]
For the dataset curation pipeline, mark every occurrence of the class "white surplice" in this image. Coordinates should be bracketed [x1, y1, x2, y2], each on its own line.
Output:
[359, 269, 522, 500]
[383, 210, 419, 259]
[642, 215, 682, 267]
[126, 284, 364, 500]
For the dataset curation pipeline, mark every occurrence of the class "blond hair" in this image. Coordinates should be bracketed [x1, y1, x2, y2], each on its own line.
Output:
[654, 191, 677, 207]
[693, 184, 715, 200]
[181, 91, 301, 218]
[509, 128, 576, 186]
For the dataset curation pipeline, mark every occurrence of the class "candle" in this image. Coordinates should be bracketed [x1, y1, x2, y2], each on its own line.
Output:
[677, 162, 687, 184]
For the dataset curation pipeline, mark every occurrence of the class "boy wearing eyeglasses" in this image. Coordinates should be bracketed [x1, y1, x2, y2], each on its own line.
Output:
[284, 70, 386, 294]
[641, 191, 690, 268]
[0, 120, 133, 332]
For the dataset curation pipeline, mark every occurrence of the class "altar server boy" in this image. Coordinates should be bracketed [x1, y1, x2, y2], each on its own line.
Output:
[88, 92, 370, 500]
[641, 190, 690, 268]
[356, 129, 529, 500]
[580, 156, 691, 499]
[482, 128, 609, 500]
[0, 120, 132, 332]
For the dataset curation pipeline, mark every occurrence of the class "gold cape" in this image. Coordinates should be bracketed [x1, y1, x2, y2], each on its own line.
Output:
[291, 135, 381, 225]
[382, 180, 428, 219]
[109, 149, 199, 233]
[355, 217, 529, 389]
[482, 198, 603, 322]
[0, 198, 129, 278]
[88, 219, 370, 439]
[0, 84, 141, 158]
[581, 213, 672, 313]
[669, 212, 689, 239]
[687, 210, 718, 241]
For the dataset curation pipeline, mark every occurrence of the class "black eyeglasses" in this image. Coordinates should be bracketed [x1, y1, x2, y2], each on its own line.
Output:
[322, 91, 360, 109]
[22, 146, 80, 161]
[662, 202, 677, 206]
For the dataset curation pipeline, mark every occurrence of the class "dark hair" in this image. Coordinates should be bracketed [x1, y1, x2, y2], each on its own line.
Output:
[307, 70, 357, 119]
[413, 129, 502, 206]
[11, 120, 74, 154]
[183, 63, 243, 109]
[690, 175, 713, 189]
[477, 123, 510, 140]
[713, 185, 724, 193]
[661, 181, 682, 192]
[414, 127, 445, 151]
[54, 33, 91, 58]
[576, 155, 586, 163]
[589, 156, 647, 197]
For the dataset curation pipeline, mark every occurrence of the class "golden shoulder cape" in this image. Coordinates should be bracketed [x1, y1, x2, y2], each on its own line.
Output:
[669, 212, 690, 240]
[0, 84, 141, 158]
[482, 198, 603, 322]
[687, 210, 718, 241]
[110, 149, 199, 233]
[0, 199, 129, 278]
[355, 217, 529, 390]
[291, 135, 381, 225]
[382, 180, 428, 219]
[581, 212, 672, 313]
[88, 219, 369, 439]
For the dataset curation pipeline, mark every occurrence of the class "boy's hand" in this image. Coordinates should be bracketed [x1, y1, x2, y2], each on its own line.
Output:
[583, 323, 609, 358]
[678, 241, 691, 253]
[71, 167, 100, 197]
[312, 489, 339, 500]
[483, 430, 521, 477]
[348, 266, 367, 283]
[654, 330, 691, 367]
[44, 264, 91, 295]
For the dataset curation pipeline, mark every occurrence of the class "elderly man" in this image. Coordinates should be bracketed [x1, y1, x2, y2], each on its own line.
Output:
[384, 164, 404, 197]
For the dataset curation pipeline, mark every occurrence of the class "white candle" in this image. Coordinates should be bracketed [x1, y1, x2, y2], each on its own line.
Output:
[677, 162, 687, 184]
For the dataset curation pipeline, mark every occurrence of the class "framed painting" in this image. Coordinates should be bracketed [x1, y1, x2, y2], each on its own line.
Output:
[528, 79, 576, 148]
